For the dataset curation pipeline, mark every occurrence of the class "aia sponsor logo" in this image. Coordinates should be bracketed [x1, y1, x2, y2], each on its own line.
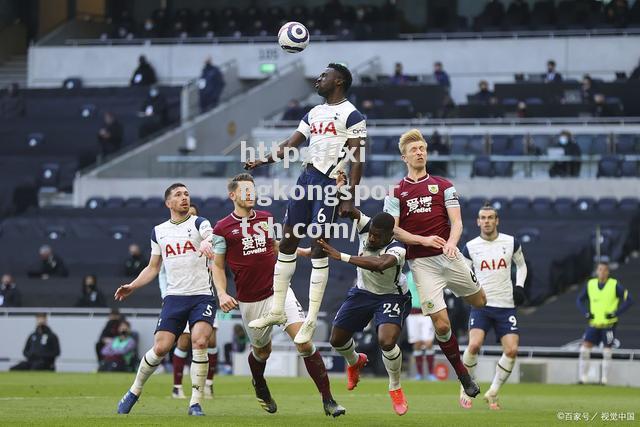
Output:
[165, 241, 197, 257]
[479, 258, 508, 270]
[310, 121, 337, 135]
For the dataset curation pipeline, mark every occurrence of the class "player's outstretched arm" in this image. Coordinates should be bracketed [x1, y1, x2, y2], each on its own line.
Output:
[391, 217, 446, 248]
[244, 131, 306, 170]
[211, 252, 238, 312]
[317, 238, 396, 273]
[114, 254, 162, 301]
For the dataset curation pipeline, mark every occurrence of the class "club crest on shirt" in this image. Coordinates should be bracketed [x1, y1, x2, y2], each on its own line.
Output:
[428, 184, 439, 194]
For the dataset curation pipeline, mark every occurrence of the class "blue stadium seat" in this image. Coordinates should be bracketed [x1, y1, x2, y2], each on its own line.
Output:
[530, 135, 552, 154]
[466, 196, 488, 213]
[596, 198, 618, 213]
[531, 197, 552, 214]
[554, 197, 574, 214]
[502, 97, 518, 105]
[621, 160, 638, 177]
[591, 135, 610, 155]
[493, 161, 513, 177]
[525, 97, 543, 105]
[370, 136, 389, 154]
[45, 225, 66, 240]
[597, 156, 620, 178]
[507, 135, 526, 155]
[190, 197, 204, 208]
[105, 197, 125, 208]
[27, 132, 44, 149]
[365, 161, 386, 177]
[516, 227, 540, 244]
[619, 197, 639, 212]
[467, 135, 487, 155]
[110, 225, 131, 240]
[449, 135, 469, 155]
[490, 135, 510, 154]
[144, 197, 164, 209]
[510, 197, 530, 212]
[490, 197, 509, 212]
[574, 134, 593, 154]
[615, 135, 638, 155]
[86, 197, 106, 209]
[39, 163, 60, 191]
[125, 197, 144, 208]
[575, 197, 596, 212]
[471, 155, 492, 177]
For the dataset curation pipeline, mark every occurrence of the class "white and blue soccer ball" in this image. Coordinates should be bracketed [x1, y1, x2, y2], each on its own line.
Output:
[278, 22, 309, 53]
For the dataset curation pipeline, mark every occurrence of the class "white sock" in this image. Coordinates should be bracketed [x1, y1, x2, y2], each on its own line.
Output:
[579, 345, 591, 382]
[271, 252, 297, 314]
[334, 338, 359, 366]
[602, 348, 612, 382]
[382, 345, 402, 391]
[462, 349, 478, 378]
[306, 258, 329, 321]
[488, 353, 515, 395]
[130, 349, 163, 395]
[435, 328, 451, 342]
[174, 348, 188, 358]
[189, 348, 208, 406]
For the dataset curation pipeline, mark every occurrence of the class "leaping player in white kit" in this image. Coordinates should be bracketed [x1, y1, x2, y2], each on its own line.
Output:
[245, 63, 366, 344]
[115, 183, 216, 416]
[460, 203, 528, 410]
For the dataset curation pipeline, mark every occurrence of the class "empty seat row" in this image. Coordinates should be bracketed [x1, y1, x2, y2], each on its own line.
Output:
[460, 196, 639, 214]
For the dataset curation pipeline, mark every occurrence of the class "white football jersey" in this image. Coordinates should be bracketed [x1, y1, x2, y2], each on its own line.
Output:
[296, 99, 366, 179]
[463, 233, 527, 308]
[354, 213, 408, 295]
[150, 215, 213, 296]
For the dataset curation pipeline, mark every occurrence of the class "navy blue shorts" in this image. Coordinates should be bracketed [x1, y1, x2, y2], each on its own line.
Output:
[284, 166, 338, 232]
[333, 287, 412, 333]
[583, 325, 616, 347]
[469, 306, 519, 341]
[156, 294, 216, 337]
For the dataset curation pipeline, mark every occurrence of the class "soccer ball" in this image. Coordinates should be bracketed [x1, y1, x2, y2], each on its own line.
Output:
[278, 22, 309, 53]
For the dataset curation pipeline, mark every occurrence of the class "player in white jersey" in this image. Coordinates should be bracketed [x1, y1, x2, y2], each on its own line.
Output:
[115, 183, 216, 417]
[245, 63, 366, 344]
[309, 208, 411, 416]
[460, 204, 527, 410]
[159, 203, 219, 400]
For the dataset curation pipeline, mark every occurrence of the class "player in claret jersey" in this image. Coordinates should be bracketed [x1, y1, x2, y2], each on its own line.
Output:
[383, 129, 487, 405]
[245, 63, 366, 345]
[205, 173, 345, 417]
[115, 183, 216, 417]
[461, 204, 528, 410]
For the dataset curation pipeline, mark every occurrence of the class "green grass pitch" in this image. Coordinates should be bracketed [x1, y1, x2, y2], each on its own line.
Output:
[0, 372, 637, 426]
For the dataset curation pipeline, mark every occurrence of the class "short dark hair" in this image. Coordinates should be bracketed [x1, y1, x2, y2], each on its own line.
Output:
[597, 261, 610, 269]
[164, 183, 187, 200]
[548, 60, 556, 66]
[228, 173, 254, 193]
[371, 212, 395, 232]
[328, 63, 352, 93]
[478, 203, 499, 218]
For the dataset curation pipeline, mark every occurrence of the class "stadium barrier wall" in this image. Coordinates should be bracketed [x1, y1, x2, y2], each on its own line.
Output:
[28, 35, 640, 103]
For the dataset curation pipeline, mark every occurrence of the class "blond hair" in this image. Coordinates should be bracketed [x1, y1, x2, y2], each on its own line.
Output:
[398, 128, 427, 154]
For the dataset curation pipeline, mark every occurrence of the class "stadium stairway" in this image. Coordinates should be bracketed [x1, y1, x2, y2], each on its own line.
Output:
[0, 54, 27, 88]
[518, 256, 640, 348]
[78, 60, 313, 180]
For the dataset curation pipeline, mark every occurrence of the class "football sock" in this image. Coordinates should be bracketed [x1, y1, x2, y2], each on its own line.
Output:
[413, 350, 425, 377]
[425, 348, 435, 374]
[131, 349, 163, 395]
[579, 345, 591, 381]
[307, 258, 329, 322]
[462, 348, 478, 378]
[488, 353, 515, 395]
[334, 338, 359, 366]
[207, 347, 218, 381]
[173, 347, 188, 386]
[436, 329, 468, 378]
[602, 348, 612, 382]
[382, 345, 403, 391]
[271, 252, 297, 314]
[189, 348, 208, 406]
[301, 346, 333, 401]
[248, 350, 267, 387]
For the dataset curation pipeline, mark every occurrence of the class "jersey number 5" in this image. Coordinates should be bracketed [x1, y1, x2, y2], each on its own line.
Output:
[203, 304, 213, 317]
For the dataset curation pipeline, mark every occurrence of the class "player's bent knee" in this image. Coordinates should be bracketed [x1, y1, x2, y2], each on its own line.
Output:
[467, 343, 482, 354]
[378, 338, 396, 352]
[191, 336, 209, 350]
[295, 342, 314, 357]
[504, 347, 518, 358]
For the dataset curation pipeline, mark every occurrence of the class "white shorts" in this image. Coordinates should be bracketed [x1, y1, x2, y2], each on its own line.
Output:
[239, 287, 305, 349]
[182, 316, 219, 334]
[406, 313, 435, 343]
[408, 251, 481, 315]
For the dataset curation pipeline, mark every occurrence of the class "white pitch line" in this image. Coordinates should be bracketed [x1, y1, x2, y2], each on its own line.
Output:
[0, 396, 103, 401]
